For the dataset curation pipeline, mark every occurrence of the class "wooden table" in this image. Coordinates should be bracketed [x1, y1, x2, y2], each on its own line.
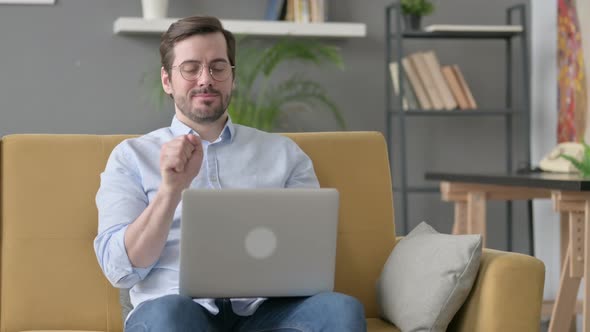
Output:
[425, 171, 590, 332]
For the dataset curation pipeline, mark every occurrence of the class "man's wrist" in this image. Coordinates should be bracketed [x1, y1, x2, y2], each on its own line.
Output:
[156, 186, 183, 205]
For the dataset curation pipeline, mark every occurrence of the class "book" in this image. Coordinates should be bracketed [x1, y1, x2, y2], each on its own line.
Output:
[264, 0, 282, 20]
[410, 52, 444, 110]
[389, 62, 409, 110]
[264, 0, 286, 21]
[422, 51, 457, 110]
[389, 62, 419, 110]
[399, 65, 419, 109]
[424, 24, 523, 33]
[285, 0, 294, 21]
[293, 0, 301, 22]
[300, 0, 310, 23]
[402, 57, 431, 110]
[285, 0, 325, 23]
[441, 65, 470, 110]
[309, 0, 325, 22]
[290, 0, 311, 23]
[452, 65, 477, 109]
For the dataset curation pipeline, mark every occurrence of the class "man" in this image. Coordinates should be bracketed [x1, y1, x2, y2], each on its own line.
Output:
[94, 16, 366, 331]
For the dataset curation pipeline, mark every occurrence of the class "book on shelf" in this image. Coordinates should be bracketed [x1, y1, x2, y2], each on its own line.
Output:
[309, 0, 326, 22]
[394, 50, 478, 111]
[298, 0, 310, 23]
[389, 62, 419, 110]
[423, 24, 523, 33]
[452, 65, 477, 109]
[422, 51, 457, 110]
[410, 52, 445, 110]
[285, 0, 294, 21]
[265, 0, 287, 21]
[283, 0, 326, 23]
[389, 62, 408, 110]
[400, 64, 419, 109]
[401, 57, 432, 110]
[441, 65, 470, 110]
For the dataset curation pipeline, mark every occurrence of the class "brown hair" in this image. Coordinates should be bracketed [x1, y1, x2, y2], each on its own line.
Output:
[159, 16, 236, 75]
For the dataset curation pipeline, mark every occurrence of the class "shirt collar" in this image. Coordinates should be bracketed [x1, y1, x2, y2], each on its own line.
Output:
[170, 115, 235, 143]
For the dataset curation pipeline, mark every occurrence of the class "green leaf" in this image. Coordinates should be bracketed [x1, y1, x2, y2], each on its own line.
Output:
[401, 0, 435, 16]
[582, 140, 590, 167]
[560, 153, 590, 177]
[230, 38, 345, 130]
[141, 67, 169, 112]
[264, 74, 346, 130]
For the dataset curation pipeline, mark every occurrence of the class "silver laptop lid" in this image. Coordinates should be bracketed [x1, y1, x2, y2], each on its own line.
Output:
[179, 188, 339, 298]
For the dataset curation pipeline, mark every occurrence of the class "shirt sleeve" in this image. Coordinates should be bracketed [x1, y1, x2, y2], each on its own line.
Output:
[94, 142, 154, 288]
[285, 140, 320, 189]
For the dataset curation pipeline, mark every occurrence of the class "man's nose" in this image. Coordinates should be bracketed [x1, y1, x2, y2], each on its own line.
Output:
[197, 68, 214, 86]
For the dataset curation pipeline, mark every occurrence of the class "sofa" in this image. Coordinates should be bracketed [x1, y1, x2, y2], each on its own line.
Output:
[0, 132, 544, 332]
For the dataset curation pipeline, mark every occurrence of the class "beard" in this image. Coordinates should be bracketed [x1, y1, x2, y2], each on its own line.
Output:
[175, 87, 231, 124]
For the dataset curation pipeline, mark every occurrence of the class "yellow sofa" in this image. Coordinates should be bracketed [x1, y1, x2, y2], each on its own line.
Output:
[0, 132, 544, 332]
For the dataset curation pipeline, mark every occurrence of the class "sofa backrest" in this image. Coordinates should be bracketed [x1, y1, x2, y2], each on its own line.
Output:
[0, 132, 395, 332]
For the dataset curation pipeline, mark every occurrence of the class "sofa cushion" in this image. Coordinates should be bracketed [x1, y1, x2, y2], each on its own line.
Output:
[120, 288, 133, 322]
[376, 222, 482, 332]
[366, 318, 401, 332]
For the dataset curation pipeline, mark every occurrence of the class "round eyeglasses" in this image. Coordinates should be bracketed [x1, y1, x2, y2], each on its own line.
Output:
[172, 61, 235, 82]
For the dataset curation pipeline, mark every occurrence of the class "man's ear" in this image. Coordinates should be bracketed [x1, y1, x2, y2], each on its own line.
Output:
[161, 67, 173, 95]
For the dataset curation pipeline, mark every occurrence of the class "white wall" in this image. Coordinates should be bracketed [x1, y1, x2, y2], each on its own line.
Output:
[532, 1, 588, 329]
[531, 0, 558, 301]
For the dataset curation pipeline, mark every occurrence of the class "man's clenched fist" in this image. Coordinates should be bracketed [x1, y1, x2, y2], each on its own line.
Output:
[159, 134, 203, 194]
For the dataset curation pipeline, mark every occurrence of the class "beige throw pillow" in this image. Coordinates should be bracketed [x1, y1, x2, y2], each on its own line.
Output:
[377, 222, 482, 332]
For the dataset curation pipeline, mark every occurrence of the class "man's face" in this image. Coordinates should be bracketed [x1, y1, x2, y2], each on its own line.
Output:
[162, 32, 234, 125]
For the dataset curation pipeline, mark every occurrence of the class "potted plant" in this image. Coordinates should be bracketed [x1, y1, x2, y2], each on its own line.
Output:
[144, 38, 346, 131]
[400, 0, 435, 31]
[229, 38, 345, 131]
[560, 141, 590, 178]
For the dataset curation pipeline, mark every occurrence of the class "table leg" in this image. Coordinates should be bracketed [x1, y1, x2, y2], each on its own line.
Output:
[562, 212, 570, 265]
[452, 201, 467, 235]
[549, 244, 582, 332]
[584, 201, 590, 332]
[569, 212, 585, 278]
[467, 191, 486, 247]
[560, 212, 578, 332]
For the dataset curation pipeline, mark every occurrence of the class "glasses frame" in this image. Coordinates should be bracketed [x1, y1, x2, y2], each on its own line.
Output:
[171, 60, 235, 82]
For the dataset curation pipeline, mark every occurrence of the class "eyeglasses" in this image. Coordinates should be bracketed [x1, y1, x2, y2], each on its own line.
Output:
[171, 61, 235, 82]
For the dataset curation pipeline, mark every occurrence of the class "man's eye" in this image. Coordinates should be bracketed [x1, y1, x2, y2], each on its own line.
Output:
[211, 64, 227, 72]
[182, 64, 200, 73]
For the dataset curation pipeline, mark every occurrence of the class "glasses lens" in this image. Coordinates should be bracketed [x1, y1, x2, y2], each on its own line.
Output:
[209, 62, 232, 81]
[179, 62, 202, 81]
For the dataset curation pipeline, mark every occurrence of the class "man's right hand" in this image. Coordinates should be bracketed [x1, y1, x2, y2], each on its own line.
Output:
[159, 134, 203, 194]
[124, 134, 203, 268]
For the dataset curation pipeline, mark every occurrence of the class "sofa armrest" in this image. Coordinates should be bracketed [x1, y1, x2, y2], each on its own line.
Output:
[449, 248, 545, 332]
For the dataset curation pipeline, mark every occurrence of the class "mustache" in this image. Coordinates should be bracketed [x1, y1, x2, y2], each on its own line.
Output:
[190, 88, 221, 97]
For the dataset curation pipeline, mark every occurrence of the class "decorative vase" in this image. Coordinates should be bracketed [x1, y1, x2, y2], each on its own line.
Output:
[141, 0, 169, 19]
[403, 15, 422, 31]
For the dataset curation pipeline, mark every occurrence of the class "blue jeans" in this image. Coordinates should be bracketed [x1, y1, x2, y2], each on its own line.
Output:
[125, 292, 366, 332]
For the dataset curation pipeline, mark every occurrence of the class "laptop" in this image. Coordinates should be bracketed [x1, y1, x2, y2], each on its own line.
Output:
[179, 188, 340, 298]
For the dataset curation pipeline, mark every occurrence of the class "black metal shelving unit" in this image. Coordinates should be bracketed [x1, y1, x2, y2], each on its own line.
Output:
[385, 3, 531, 251]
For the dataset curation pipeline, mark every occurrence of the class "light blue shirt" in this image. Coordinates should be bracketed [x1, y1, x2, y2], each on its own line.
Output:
[94, 116, 319, 318]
